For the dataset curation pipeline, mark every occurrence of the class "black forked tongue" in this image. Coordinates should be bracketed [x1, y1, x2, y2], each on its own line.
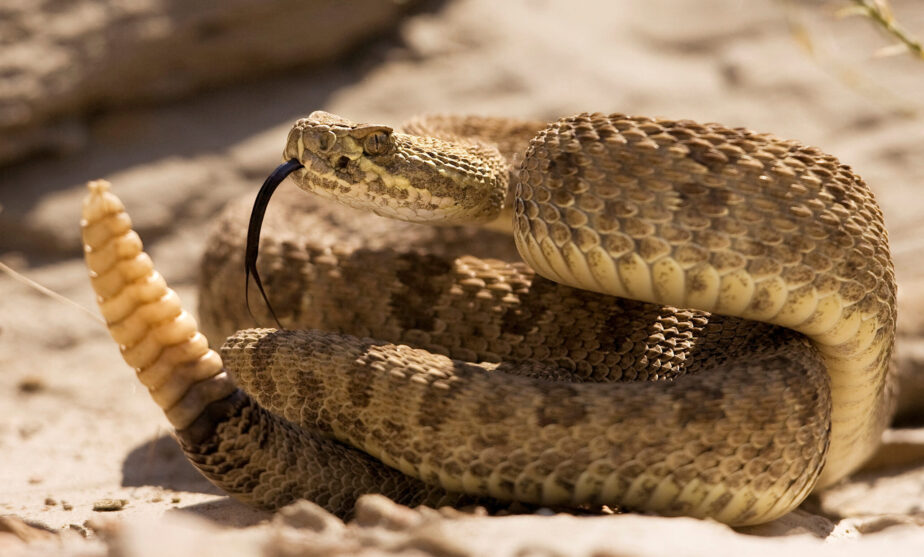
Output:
[245, 158, 304, 328]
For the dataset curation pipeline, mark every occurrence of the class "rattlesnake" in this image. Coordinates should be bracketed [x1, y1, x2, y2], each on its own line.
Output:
[80, 111, 896, 526]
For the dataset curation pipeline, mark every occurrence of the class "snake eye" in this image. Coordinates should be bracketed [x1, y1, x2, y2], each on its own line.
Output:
[363, 130, 392, 156]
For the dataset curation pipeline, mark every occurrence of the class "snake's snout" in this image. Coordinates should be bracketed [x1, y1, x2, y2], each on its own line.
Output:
[284, 125, 310, 163]
[301, 127, 342, 157]
[286, 122, 366, 175]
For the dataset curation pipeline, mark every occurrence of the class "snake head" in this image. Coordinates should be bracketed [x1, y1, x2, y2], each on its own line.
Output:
[283, 111, 506, 224]
[284, 111, 397, 206]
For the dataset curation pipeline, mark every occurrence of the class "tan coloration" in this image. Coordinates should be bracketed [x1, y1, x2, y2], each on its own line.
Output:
[283, 111, 511, 225]
[223, 321, 829, 525]
[83, 111, 895, 526]
[514, 114, 895, 489]
[81, 180, 476, 518]
[81, 180, 235, 429]
[401, 113, 549, 233]
[206, 208, 832, 525]
[174, 384, 477, 518]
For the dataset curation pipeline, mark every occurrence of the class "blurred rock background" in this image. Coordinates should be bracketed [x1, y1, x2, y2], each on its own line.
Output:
[1, 1, 923, 554]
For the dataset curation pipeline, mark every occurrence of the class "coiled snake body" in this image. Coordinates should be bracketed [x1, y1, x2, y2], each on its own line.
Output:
[81, 111, 896, 526]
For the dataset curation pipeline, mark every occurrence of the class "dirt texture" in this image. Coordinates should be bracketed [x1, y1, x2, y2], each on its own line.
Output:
[1, 0, 924, 555]
[0, 0, 423, 167]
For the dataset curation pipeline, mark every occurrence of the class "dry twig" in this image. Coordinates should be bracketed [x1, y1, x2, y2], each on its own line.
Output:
[840, 0, 924, 60]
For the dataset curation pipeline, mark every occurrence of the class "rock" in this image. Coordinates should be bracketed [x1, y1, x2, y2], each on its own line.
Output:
[272, 499, 345, 535]
[268, 500, 357, 557]
[0, 515, 58, 544]
[354, 494, 428, 531]
[92, 499, 128, 512]
[267, 503, 924, 557]
[107, 513, 261, 557]
[0, 0, 423, 167]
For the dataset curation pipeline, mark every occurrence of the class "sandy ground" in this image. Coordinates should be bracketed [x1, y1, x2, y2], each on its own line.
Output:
[2, 0, 924, 554]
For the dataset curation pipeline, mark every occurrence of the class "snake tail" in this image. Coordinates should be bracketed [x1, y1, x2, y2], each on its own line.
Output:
[80, 180, 469, 516]
[81, 179, 235, 428]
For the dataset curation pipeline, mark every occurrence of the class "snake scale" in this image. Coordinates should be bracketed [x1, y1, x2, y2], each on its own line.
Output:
[80, 111, 896, 526]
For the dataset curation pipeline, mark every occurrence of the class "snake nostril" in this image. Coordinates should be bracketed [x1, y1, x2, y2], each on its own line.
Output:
[318, 129, 336, 152]
[336, 156, 350, 170]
